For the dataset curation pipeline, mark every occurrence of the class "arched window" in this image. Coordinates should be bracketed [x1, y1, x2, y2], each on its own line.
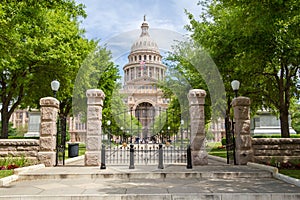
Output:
[144, 55, 146, 61]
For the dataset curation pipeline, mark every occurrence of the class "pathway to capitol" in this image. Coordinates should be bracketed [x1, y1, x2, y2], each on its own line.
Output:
[0, 156, 300, 200]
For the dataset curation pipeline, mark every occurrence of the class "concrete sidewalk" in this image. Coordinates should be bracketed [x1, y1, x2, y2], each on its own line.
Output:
[0, 156, 299, 200]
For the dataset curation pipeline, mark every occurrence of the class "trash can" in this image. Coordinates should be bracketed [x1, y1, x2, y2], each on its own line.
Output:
[68, 143, 79, 158]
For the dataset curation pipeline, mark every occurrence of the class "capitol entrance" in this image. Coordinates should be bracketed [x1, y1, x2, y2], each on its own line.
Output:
[135, 102, 155, 142]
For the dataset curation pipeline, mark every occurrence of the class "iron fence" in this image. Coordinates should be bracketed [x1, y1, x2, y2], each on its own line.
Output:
[104, 144, 187, 165]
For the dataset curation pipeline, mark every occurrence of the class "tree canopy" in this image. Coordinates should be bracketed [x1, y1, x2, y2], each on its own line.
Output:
[0, 0, 96, 138]
[185, 0, 300, 137]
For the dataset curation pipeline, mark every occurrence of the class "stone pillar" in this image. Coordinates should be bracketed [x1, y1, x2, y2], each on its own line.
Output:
[232, 96, 253, 165]
[188, 89, 208, 165]
[85, 89, 105, 166]
[38, 97, 59, 167]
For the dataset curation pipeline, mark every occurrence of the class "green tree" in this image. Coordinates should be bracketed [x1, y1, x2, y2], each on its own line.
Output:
[73, 45, 121, 133]
[291, 100, 300, 134]
[0, 1, 93, 138]
[186, 0, 300, 137]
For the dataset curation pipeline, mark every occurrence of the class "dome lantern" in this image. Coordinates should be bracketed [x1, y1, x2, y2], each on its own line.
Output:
[130, 16, 160, 54]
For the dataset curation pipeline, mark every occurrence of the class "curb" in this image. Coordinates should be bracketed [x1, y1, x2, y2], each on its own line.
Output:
[247, 162, 278, 174]
[247, 162, 300, 187]
[274, 172, 300, 187]
[0, 164, 45, 187]
[0, 175, 18, 187]
[14, 164, 45, 175]
[65, 155, 84, 164]
[208, 155, 228, 163]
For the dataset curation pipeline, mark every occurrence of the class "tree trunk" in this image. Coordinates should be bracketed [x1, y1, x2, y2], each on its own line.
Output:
[1, 108, 9, 139]
[280, 109, 290, 138]
[278, 62, 291, 138]
[279, 81, 290, 138]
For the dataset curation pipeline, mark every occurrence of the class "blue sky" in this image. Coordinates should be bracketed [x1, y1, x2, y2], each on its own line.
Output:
[74, 0, 201, 69]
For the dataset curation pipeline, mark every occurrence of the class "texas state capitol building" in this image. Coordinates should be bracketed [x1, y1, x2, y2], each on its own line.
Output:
[119, 17, 169, 141]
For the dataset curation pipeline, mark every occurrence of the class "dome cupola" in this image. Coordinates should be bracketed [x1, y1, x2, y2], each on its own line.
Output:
[130, 15, 160, 54]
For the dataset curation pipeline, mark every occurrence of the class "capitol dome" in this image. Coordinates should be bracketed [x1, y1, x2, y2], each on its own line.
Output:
[130, 20, 159, 54]
[124, 16, 166, 83]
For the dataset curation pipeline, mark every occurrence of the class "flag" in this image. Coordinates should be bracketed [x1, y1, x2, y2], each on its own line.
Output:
[140, 60, 146, 70]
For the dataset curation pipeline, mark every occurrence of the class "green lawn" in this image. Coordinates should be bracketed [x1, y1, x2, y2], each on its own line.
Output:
[207, 142, 227, 158]
[279, 169, 300, 179]
[208, 147, 227, 158]
[0, 170, 13, 179]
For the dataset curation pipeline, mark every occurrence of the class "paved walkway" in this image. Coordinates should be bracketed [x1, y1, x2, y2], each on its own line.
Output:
[0, 156, 300, 199]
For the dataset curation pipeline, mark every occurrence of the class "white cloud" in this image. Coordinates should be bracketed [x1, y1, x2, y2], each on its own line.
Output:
[75, 0, 201, 76]
[76, 0, 201, 39]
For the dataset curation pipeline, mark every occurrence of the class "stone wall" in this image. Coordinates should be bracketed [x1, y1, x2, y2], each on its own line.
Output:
[0, 139, 39, 164]
[252, 138, 300, 163]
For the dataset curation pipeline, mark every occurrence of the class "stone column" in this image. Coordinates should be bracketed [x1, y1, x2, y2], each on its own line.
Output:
[232, 96, 253, 165]
[38, 97, 59, 167]
[85, 89, 105, 166]
[188, 89, 208, 165]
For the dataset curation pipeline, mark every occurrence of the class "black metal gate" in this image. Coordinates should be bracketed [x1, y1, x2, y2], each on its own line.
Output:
[103, 103, 190, 166]
[104, 144, 187, 166]
[225, 117, 236, 165]
[56, 116, 67, 166]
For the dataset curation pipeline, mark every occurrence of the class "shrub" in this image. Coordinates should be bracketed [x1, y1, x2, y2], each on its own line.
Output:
[0, 122, 17, 136]
[7, 164, 18, 170]
[8, 136, 39, 139]
[221, 138, 226, 146]
[0, 155, 30, 169]
[253, 134, 300, 138]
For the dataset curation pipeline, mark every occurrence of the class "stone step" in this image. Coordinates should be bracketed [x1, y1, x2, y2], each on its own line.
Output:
[18, 170, 272, 181]
[1, 193, 300, 200]
[2, 164, 299, 200]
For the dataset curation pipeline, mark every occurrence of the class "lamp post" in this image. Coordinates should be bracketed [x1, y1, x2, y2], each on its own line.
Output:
[231, 80, 240, 98]
[107, 120, 111, 148]
[51, 80, 60, 98]
[229, 79, 239, 165]
[51, 80, 64, 165]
